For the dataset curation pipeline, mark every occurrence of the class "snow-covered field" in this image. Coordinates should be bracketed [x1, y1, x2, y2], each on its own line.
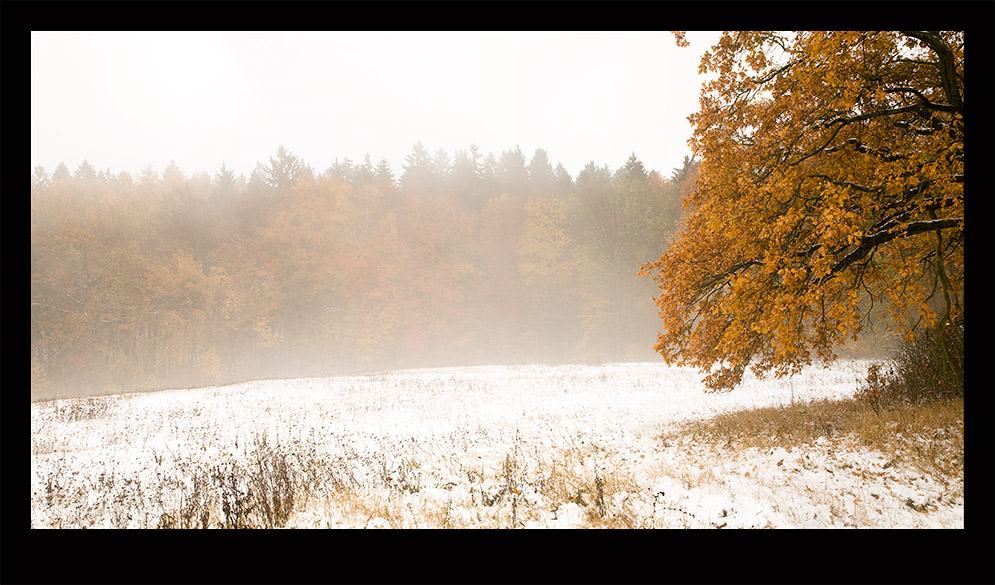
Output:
[30, 360, 963, 528]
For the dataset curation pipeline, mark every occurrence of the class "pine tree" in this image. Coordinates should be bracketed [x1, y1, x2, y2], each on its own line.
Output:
[162, 159, 185, 186]
[401, 141, 436, 195]
[554, 163, 573, 197]
[352, 154, 376, 185]
[32, 166, 50, 192]
[374, 157, 396, 190]
[432, 148, 451, 186]
[325, 157, 354, 183]
[496, 146, 528, 196]
[213, 162, 241, 199]
[74, 160, 97, 183]
[264, 145, 305, 191]
[527, 148, 557, 197]
[451, 148, 484, 209]
[138, 165, 159, 190]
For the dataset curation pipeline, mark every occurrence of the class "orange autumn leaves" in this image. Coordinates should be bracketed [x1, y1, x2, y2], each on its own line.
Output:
[642, 31, 964, 390]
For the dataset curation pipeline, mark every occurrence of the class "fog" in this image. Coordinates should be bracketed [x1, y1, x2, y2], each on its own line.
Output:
[31, 31, 904, 401]
[31, 140, 702, 400]
[31, 31, 720, 181]
[31, 31, 735, 400]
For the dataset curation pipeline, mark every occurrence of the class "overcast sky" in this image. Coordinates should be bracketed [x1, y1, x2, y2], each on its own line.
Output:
[31, 31, 721, 181]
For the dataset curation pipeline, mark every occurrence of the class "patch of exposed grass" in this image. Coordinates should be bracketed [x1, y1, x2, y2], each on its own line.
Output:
[662, 395, 964, 480]
[533, 454, 639, 528]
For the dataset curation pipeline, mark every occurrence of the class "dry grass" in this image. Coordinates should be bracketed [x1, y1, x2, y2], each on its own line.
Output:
[34, 360, 964, 529]
[534, 452, 641, 528]
[662, 394, 964, 481]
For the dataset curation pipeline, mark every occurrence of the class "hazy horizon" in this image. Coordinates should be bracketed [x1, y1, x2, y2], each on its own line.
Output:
[31, 31, 721, 180]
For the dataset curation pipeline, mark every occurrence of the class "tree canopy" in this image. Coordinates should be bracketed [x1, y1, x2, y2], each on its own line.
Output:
[641, 31, 964, 390]
[32, 144, 687, 399]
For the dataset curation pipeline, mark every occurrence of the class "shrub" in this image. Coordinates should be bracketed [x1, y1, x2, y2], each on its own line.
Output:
[55, 396, 114, 423]
[158, 471, 214, 529]
[212, 461, 256, 529]
[893, 315, 963, 402]
[155, 434, 300, 529]
[857, 363, 902, 412]
[248, 433, 296, 528]
[860, 315, 964, 409]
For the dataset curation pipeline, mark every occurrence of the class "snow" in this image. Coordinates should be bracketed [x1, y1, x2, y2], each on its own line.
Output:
[30, 360, 963, 528]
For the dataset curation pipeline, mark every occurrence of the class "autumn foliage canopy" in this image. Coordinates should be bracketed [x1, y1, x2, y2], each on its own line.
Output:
[32, 144, 690, 399]
[641, 31, 964, 390]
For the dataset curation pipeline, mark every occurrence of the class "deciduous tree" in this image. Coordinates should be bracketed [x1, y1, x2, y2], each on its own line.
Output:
[641, 31, 964, 390]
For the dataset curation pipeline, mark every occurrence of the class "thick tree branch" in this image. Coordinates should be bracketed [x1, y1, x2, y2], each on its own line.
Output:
[790, 193, 960, 268]
[893, 119, 951, 136]
[820, 217, 962, 284]
[900, 31, 964, 113]
[809, 174, 884, 194]
[691, 258, 762, 296]
[822, 105, 922, 129]
[827, 138, 911, 162]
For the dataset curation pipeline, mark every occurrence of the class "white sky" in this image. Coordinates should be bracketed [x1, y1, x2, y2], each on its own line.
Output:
[31, 31, 721, 181]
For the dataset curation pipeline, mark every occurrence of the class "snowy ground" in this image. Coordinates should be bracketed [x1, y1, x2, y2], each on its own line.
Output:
[30, 360, 964, 528]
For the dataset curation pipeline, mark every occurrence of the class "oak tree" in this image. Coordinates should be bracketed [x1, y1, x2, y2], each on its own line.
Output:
[641, 31, 964, 390]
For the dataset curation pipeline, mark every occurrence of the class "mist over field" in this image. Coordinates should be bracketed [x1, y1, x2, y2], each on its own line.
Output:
[31, 145, 694, 399]
[31, 31, 910, 400]
[26, 29, 968, 548]
[30, 31, 728, 399]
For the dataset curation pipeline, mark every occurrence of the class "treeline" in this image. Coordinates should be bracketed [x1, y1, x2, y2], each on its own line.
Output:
[30, 143, 696, 399]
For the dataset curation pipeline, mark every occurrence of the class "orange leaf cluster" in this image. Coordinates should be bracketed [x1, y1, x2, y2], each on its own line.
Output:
[643, 32, 964, 390]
